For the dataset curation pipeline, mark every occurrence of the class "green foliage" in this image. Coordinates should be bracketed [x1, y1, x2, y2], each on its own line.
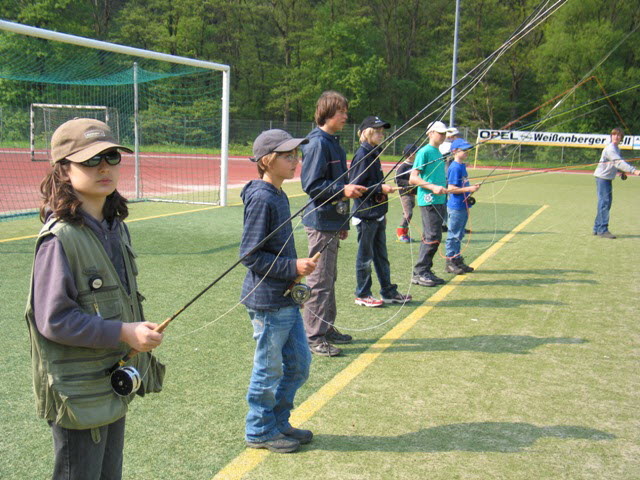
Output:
[1, 0, 639, 131]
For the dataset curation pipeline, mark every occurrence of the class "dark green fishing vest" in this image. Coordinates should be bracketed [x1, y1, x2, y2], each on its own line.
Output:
[25, 217, 165, 429]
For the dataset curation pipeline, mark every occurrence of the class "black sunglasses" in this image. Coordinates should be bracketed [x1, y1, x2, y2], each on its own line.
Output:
[78, 151, 122, 167]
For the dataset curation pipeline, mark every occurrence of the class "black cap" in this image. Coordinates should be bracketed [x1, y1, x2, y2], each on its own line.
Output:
[358, 115, 391, 133]
[251, 129, 309, 162]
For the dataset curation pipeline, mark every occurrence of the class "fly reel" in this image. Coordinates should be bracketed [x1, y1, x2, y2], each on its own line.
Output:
[289, 283, 312, 304]
[621, 173, 627, 181]
[110, 365, 142, 397]
[466, 196, 477, 206]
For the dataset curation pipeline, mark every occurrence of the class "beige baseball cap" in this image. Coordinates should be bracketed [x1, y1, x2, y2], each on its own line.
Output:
[50, 118, 132, 165]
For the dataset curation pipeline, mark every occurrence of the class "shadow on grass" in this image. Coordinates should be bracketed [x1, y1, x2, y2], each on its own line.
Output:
[351, 335, 587, 355]
[435, 298, 564, 308]
[477, 268, 593, 275]
[456, 277, 596, 287]
[309, 422, 615, 453]
[467, 230, 554, 235]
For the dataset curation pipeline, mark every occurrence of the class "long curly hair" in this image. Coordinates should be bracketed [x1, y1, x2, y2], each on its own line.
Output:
[39, 161, 128, 224]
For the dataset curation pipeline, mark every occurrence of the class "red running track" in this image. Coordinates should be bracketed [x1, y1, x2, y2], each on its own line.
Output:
[0, 149, 258, 216]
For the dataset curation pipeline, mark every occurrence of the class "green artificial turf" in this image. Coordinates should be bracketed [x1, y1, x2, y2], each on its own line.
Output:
[1, 172, 638, 479]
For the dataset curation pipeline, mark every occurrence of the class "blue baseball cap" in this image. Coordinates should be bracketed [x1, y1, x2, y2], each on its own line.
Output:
[450, 138, 473, 151]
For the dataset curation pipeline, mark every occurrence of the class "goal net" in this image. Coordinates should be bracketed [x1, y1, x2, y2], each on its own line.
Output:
[30, 104, 119, 162]
[0, 21, 229, 219]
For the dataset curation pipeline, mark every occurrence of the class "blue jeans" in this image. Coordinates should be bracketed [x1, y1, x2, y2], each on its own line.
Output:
[446, 208, 468, 258]
[245, 306, 311, 442]
[594, 177, 612, 234]
[355, 218, 397, 298]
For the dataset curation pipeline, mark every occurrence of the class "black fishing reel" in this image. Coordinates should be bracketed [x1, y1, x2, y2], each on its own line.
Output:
[374, 193, 388, 204]
[466, 196, 477, 206]
[108, 361, 142, 397]
[334, 200, 349, 215]
[621, 173, 627, 181]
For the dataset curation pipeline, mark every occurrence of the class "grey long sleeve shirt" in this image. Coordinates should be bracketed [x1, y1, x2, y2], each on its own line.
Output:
[593, 143, 636, 180]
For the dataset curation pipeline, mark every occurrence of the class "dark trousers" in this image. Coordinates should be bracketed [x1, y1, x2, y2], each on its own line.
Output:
[413, 204, 446, 275]
[303, 227, 340, 343]
[355, 218, 397, 298]
[50, 416, 125, 480]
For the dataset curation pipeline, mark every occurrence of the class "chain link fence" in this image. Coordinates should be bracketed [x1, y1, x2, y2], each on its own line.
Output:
[229, 119, 472, 157]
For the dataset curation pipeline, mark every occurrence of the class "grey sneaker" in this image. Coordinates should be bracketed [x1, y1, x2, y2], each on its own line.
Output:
[412, 274, 437, 287]
[382, 292, 413, 304]
[281, 426, 313, 444]
[597, 231, 616, 239]
[246, 432, 300, 453]
[309, 340, 342, 357]
[412, 271, 445, 286]
[326, 327, 353, 344]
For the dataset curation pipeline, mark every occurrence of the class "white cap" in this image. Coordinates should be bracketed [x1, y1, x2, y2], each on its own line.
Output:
[446, 127, 460, 136]
[427, 121, 448, 134]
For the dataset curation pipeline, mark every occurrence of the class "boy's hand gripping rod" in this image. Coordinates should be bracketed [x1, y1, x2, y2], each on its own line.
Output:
[283, 252, 321, 304]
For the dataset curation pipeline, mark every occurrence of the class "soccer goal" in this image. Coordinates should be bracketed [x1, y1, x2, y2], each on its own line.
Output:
[0, 19, 230, 219]
[30, 104, 120, 162]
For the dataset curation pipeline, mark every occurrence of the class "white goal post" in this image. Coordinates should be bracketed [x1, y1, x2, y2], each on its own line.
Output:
[0, 19, 230, 206]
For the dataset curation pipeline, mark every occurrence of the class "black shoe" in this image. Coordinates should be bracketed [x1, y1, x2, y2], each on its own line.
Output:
[445, 259, 465, 275]
[455, 256, 474, 273]
[281, 426, 313, 444]
[597, 231, 616, 239]
[309, 340, 342, 356]
[326, 327, 353, 344]
[429, 271, 446, 284]
[246, 433, 300, 453]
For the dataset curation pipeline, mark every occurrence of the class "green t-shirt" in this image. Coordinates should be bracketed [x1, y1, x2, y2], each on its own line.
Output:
[412, 144, 446, 206]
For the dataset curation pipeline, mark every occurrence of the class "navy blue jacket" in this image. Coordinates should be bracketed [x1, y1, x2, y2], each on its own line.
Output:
[240, 180, 298, 311]
[300, 127, 350, 231]
[349, 142, 387, 220]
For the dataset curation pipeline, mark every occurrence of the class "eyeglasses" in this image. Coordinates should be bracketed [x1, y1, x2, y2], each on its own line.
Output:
[78, 151, 122, 167]
[277, 153, 300, 163]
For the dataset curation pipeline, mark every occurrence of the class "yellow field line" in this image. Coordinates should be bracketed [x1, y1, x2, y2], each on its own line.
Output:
[212, 204, 549, 480]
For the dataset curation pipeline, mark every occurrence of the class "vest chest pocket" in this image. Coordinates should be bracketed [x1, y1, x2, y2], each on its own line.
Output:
[77, 287, 124, 320]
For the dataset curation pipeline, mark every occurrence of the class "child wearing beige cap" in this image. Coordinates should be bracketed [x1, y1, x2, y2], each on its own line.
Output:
[25, 118, 165, 479]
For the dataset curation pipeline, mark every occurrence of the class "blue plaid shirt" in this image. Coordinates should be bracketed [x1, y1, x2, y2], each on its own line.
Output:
[240, 180, 298, 310]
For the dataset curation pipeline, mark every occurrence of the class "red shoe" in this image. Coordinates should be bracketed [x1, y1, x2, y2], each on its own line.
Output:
[355, 296, 384, 307]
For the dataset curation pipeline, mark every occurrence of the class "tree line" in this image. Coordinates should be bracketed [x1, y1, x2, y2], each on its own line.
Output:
[1, 0, 639, 133]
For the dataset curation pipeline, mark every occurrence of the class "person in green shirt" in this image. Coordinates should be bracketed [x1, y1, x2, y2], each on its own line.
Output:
[409, 121, 449, 287]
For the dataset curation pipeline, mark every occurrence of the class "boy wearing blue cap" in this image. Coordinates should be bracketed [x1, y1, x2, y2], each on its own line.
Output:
[444, 138, 480, 274]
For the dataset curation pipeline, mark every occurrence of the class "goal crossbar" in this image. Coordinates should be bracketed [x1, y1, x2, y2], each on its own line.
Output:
[0, 19, 230, 206]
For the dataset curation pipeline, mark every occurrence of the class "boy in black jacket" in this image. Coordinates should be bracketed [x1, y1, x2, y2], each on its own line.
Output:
[349, 116, 412, 307]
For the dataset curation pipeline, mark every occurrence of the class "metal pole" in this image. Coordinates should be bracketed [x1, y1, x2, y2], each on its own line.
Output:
[219, 69, 230, 207]
[133, 62, 141, 199]
[449, 0, 461, 128]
